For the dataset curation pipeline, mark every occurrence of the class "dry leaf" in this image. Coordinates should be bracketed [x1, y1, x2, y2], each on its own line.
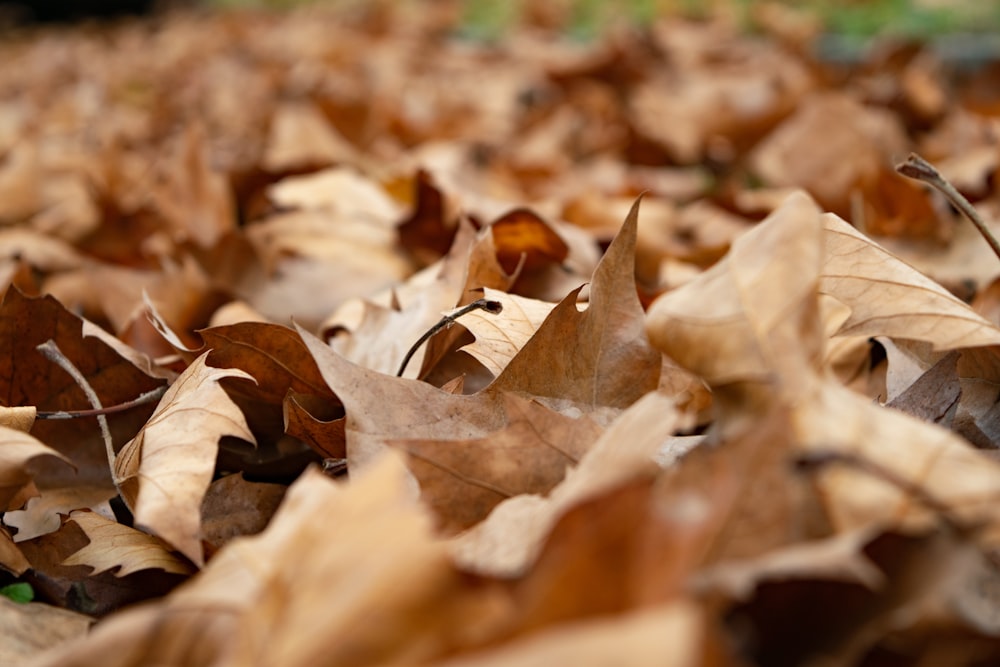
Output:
[0, 596, 92, 666]
[491, 197, 661, 411]
[389, 393, 602, 533]
[460, 288, 555, 377]
[0, 426, 71, 512]
[646, 191, 824, 395]
[114, 355, 255, 566]
[820, 212, 1000, 349]
[62, 510, 194, 577]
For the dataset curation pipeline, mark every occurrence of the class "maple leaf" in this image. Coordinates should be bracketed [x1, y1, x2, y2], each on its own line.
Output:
[114, 354, 255, 566]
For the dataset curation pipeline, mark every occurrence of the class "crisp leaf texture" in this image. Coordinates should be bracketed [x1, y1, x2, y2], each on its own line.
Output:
[491, 198, 661, 409]
[460, 288, 555, 376]
[62, 510, 194, 577]
[820, 213, 1000, 349]
[114, 355, 255, 566]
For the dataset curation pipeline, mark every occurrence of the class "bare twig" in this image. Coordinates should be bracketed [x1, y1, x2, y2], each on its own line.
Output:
[396, 298, 503, 378]
[896, 152, 1000, 262]
[36, 386, 166, 420]
[36, 340, 124, 501]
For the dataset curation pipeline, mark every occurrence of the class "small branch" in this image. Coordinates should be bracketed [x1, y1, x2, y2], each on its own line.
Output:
[36, 340, 123, 501]
[896, 152, 1000, 262]
[36, 386, 166, 420]
[396, 298, 503, 378]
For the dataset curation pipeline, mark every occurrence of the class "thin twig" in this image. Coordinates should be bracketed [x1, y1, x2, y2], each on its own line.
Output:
[396, 298, 503, 378]
[36, 386, 166, 420]
[896, 152, 1000, 262]
[36, 340, 123, 500]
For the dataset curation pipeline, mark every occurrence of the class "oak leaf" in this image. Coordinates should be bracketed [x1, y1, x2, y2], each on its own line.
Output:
[460, 287, 555, 377]
[114, 354, 255, 566]
[62, 510, 194, 577]
[490, 197, 661, 411]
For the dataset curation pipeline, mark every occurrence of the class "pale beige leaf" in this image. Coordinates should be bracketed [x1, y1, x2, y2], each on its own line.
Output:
[63, 510, 195, 577]
[0, 425, 71, 512]
[430, 602, 701, 667]
[460, 287, 555, 376]
[4, 485, 116, 542]
[0, 406, 35, 432]
[795, 381, 1000, 534]
[820, 213, 1000, 350]
[646, 191, 824, 393]
[114, 354, 255, 566]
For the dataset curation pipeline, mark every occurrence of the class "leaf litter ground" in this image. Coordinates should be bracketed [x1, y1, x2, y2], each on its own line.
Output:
[4, 3, 1000, 665]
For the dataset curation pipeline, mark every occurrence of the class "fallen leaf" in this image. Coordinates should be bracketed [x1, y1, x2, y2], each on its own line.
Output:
[390, 393, 602, 533]
[646, 191, 825, 395]
[0, 426, 71, 512]
[431, 601, 703, 667]
[62, 510, 194, 577]
[490, 197, 661, 411]
[113, 355, 255, 566]
[0, 595, 92, 666]
[820, 212, 1000, 350]
[460, 287, 555, 377]
[4, 485, 115, 543]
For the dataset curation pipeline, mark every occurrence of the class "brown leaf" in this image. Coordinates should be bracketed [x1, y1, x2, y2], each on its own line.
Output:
[490, 208, 569, 274]
[200, 473, 286, 554]
[114, 354, 255, 566]
[62, 510, 194, 577]
[390, 393, 603, 533]
[453, 390, 681, 576]
[0, 288, 165, 489]
[491, 196, 661, 410]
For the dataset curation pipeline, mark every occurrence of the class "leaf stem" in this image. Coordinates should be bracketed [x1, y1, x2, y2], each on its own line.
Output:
[396, 298, 503, 378]
[896, 152, 1000, 262]
[36, 340, 125, 501]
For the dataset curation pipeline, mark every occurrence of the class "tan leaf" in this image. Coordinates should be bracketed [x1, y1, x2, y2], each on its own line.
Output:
[430, 602, 702, 667]
[453, 390, 681, 576]
[114, 354, 255, 566]
[0, 526, 29, 575]
[820, 212, 1000, 350]
[62, 510, 194, 577]
[0, 425, 71, 512]
[795, 380, 1000, 534]
[0, 406, 36, 432]
[390, 393, 603, 533]
[460, 288, 555, 377]
[646, 191, 825, 394]
[4, 485, 116, 542]
[33, 453, 510, 667]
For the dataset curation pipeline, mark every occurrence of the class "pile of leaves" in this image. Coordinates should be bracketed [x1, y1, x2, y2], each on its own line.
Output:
[4, 2, 1000, 665]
